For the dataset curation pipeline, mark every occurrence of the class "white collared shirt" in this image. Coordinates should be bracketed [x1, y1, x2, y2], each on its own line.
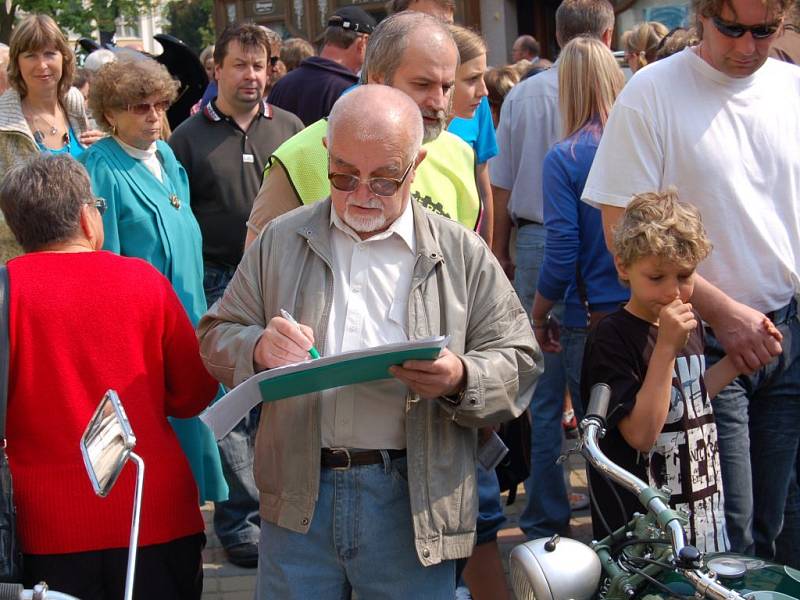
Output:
[320, 200, 416, 449]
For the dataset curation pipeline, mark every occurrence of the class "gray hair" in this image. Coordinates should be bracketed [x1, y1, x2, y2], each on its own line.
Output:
[0, 155, 92, 252]
[386, 0, 456, 13]
[555, 0, 615, 46]
[83, 48, 116, 72]
[361, 11, 454, 84]
[328, 84, 424, 162]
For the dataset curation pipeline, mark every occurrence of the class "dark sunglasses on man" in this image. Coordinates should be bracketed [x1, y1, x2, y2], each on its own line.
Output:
[328, 162, 414, 197]
[711, 15, 782, 39]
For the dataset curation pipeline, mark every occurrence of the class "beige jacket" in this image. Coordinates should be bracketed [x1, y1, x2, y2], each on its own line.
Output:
[198, 198, 542, 566]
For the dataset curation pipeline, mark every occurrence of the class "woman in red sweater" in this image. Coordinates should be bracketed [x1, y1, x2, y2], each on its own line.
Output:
[0, 154, 219, 599]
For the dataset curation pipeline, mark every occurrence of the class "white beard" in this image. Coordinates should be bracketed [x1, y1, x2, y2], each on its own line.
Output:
[343, 198, 387, 234]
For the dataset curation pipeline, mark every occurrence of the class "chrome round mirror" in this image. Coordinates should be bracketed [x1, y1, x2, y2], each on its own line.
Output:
[80, 390, 136, 498]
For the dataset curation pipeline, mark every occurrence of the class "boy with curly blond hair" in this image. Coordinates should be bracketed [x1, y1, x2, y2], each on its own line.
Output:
[581, 190, 779, 552]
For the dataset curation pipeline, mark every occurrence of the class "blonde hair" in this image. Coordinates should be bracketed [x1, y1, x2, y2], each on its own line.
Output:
[88, 57, 179, 133]
[624, 21, 669, 70]
[281, 38, 315, 71]
[8, 14, 75, 100]
[558, 35, 624, 139]
[614, 188, 712, 269]
[199, 45, 215, 68]
[485, 65, 520, 105]
[448, 24, 487, 64]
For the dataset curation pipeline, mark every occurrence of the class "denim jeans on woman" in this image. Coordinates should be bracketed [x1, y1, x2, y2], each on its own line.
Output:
[513, 223, 571, 539]
[204, 263, 261, 550]
[707, 298, 800, 561]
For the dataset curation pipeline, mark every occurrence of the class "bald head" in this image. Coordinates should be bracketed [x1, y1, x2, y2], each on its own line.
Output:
[328, 85, 423, 162]
[362, 11, 457, 84]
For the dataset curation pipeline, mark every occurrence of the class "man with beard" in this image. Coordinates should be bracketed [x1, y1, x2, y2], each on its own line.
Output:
[198, 83, 540, 599]
[169, 23, 303, 568]
[243, 11, 483, 248]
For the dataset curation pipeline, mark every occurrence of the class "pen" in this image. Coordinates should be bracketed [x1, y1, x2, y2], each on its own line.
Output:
[280, 309, 321, 359]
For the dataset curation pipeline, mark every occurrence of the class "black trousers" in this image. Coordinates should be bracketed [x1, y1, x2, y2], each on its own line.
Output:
[22, 533, 205, 600]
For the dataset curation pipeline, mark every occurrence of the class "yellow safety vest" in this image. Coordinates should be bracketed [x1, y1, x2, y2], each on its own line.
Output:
[268, 118, 481, 231]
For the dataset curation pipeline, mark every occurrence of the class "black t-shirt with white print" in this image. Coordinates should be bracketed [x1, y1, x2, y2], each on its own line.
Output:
[580, 307, 728, 552]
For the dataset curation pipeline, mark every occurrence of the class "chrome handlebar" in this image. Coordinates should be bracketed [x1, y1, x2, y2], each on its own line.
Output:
[579, 383, 746, 600]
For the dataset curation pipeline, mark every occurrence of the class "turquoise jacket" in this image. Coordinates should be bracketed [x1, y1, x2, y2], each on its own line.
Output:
[80, 137, 228, 503]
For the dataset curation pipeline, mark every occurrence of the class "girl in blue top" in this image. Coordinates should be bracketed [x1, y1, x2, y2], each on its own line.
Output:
[446, 25, 498, 245]
[530, 35, 630, 406]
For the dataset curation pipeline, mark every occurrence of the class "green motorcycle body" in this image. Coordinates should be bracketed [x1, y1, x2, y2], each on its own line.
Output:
[641, 555, 800, 599]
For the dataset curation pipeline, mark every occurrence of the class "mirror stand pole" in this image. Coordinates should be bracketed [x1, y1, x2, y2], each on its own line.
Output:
[124, 452, 145, 600]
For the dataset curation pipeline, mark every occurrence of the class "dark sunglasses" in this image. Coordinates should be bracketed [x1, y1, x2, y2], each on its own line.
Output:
[126, 100, 171, 115]
[328, 162, 414, 197]
[86, 196, 107, 216]
[269, 56, 279, 66]
[711, 15, 781, 39]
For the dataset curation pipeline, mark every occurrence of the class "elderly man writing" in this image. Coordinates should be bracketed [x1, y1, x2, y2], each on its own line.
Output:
[198, 84, 540, 599]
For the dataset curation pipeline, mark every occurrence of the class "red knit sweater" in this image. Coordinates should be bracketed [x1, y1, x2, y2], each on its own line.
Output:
[7, 251, 218, 554]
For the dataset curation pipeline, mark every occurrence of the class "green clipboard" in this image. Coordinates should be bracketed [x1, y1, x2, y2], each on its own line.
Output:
[258, 335, 448, 402]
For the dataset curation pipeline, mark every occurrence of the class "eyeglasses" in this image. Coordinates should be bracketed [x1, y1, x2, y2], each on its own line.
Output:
[711, 15, 781, 39]
[328, 162, 414, 197]
[126, 100, 171, 115]
[85, 196, 107, 216]
[269, 56, 279, 66]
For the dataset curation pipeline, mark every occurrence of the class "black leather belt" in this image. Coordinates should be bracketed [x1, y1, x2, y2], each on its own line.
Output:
[321, 448, 406, 470]
[516, 218, 542, 228]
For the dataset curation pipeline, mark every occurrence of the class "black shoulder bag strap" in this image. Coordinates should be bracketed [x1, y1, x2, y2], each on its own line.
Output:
[0, 264, 22, 586]
[0, 266, 8, 442]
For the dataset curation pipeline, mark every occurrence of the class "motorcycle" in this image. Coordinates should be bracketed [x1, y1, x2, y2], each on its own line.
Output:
[510, 383, 800, 600]
[0, 391, 143, 600]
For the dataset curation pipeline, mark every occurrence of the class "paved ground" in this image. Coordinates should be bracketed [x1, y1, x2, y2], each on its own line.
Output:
[200, 454, 593, 600]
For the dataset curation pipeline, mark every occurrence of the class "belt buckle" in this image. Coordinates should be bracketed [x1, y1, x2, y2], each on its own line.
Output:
[330, 447, 351, 470]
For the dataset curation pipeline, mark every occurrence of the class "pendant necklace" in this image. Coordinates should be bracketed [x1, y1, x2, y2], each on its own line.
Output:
[34, 114, 59, 136]
[24, 106, 63, 144]
[155, 152, 181, 210]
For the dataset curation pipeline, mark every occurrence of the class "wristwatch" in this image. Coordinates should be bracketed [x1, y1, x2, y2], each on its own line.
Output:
[532, 313, 551, 329]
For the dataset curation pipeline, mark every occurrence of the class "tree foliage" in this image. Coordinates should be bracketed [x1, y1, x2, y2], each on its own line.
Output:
[164, 0, 214, 55]
[0, 0, 154, 44]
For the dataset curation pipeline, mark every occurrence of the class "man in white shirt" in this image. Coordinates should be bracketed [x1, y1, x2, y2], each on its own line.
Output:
[198, 84, 541, 599]
[489, 0, 614, 540]
[582, 0, 797, 563]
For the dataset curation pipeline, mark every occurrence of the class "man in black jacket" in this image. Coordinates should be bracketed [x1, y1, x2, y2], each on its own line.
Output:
[267, 6, 375, 125]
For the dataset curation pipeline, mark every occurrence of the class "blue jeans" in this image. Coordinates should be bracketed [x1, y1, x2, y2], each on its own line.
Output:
[255, 455, 455, 599]
[514, 223, 571, 539]
[561, 326, 588, 421]
[708, 298, 800, 560]
[475, 464, 506, 545]
[776, 454, 800, 568]
[205, 264, 262, 549]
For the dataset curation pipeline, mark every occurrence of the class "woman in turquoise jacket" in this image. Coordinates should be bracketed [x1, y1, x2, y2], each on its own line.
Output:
[79, 55, 227, 504]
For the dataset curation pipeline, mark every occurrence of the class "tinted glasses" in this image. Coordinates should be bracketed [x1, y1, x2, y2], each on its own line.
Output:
[126, 100, 171, 115]
[711, 15, 781, 39]
[328, 162, 414, 197]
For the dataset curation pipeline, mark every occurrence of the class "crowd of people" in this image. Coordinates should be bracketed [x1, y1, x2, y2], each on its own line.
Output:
[0, 0, 798, 597]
